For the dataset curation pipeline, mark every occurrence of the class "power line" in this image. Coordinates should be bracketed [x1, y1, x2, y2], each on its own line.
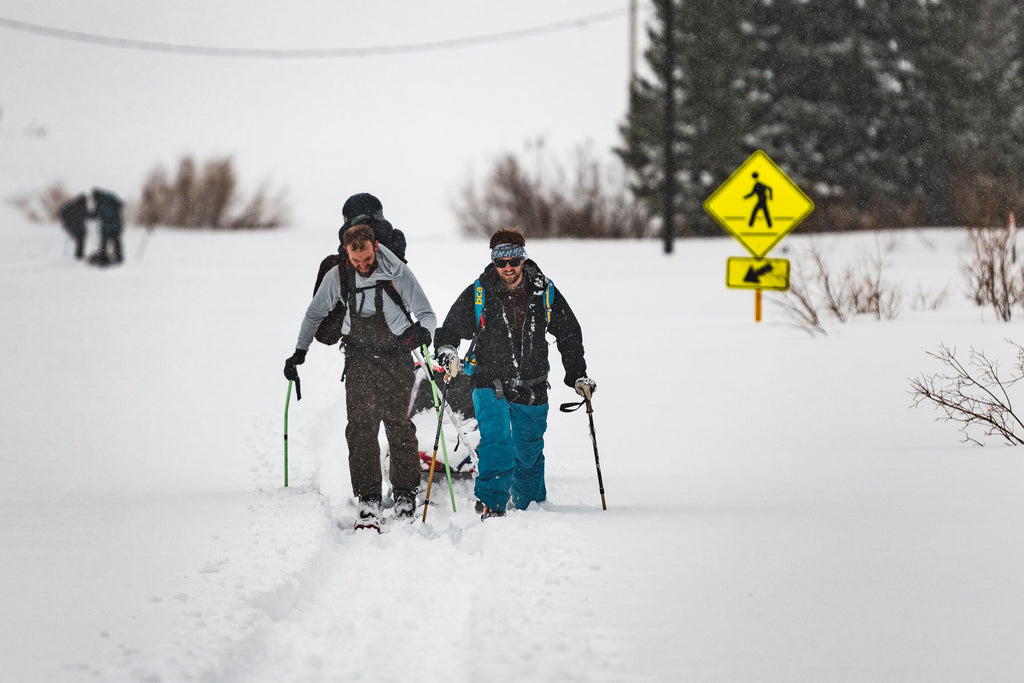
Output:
[0, 8, 627, 59]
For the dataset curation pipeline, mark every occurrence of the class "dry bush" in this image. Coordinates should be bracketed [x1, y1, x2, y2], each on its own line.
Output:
[228, 181, 291, 229]
[7, 156, 289, 230]
[775, 236, 942, 334]
[910, 340, 1024, 446]
[961, 226, 1023, 321]
[777, 258, 827, 336]
[909, 285, 948, 312]
[456, 142, 650, 239]
[136, 155, 289, 229]
[844, 240, 904, 320]
[6, 181, 72, 222]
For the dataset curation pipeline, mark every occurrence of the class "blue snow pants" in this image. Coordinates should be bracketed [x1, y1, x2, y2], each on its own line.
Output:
[472, 387, 549, 512]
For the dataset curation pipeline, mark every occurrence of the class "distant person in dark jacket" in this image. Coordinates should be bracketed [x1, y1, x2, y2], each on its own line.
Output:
[89, 188, 125, 265]
[433, 227, 596, 519]
[58, 194, 89, 259]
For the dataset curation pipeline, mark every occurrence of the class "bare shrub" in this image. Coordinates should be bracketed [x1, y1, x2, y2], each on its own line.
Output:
[845, 240, 903, 320]
[808, 241, 849, 323]
[456, 141, 650, 239]
[961, 226, 1023, 321]
[228, 181, 291, 229]
[910, 285, 948, 312]
[136, 155, 289, 229]
[910, 341, 1024, 446]
[6, 181, 71, 222]
[776, 258, 827, 336]
[8, 156, 289, 230]
[776, 235, 924, 333]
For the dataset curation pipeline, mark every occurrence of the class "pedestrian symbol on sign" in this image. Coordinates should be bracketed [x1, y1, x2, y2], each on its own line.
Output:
[744, 172, 773, 228]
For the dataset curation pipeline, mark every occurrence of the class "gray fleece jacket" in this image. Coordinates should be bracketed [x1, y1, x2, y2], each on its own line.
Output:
[295, 245, 436, 351]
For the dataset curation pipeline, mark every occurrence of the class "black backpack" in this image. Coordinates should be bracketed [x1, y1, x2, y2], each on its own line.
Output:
[311, 218, 409, 345]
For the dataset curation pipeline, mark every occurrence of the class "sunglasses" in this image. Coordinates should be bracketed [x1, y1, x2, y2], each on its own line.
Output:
[493, 257, 523, 268]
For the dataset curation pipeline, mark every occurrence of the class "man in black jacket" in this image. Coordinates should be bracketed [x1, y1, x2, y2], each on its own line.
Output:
[89, 188, 124, 265]
[433, 228, 596, 519]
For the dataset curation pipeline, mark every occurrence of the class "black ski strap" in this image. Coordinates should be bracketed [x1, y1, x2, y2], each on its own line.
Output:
[560, 399, 586, 413]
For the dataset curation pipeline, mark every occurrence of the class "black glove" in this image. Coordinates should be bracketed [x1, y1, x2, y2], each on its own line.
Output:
[283, 348, 307, 381]
[400, 323, 431, 351]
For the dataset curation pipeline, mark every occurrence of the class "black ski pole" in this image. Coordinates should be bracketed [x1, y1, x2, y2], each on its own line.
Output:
[559, 392, 607, 510]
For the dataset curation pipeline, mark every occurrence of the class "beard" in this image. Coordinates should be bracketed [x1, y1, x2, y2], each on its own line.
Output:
[498, 268, 523, 288]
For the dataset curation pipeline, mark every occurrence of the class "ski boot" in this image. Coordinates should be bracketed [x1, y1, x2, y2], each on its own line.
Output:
[354, 497, 382, 533]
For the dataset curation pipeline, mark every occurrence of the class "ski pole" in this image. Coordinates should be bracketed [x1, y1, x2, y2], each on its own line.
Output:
[413, 347, 457, 510]
[423, 345, 457, 511]
[412, 349, 479, 465]
[422, 375, 453, 523]
[559, 390, 607, 510]
[284, 380, 294, 488]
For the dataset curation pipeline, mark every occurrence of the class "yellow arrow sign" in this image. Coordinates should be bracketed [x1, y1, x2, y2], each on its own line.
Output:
[726, 257, 790, 290]
[704, 150, 813, 258]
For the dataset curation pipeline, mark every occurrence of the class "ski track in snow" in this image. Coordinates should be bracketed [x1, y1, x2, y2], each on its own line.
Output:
[221, 400, 625, 683]
[108, 364, 620, 683]
[126, 407, 624, 683]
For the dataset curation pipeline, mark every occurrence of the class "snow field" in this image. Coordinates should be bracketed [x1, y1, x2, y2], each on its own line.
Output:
[4, 214, 1024, 681]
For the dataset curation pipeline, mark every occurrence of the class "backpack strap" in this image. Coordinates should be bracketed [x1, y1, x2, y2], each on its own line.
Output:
[381, 281, 414, 326]
[344, 261, 414, 326]
[474, 278, 485, 329]
[543, 277, 554, 325]
[464, 278, 486, 376]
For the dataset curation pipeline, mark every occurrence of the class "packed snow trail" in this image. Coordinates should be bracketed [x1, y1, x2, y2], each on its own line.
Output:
[216, 505, 633, 683]
[213, 392, 639, 683]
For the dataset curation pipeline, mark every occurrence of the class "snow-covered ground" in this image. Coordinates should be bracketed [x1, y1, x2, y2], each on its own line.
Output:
[3, 212, 1024, 682]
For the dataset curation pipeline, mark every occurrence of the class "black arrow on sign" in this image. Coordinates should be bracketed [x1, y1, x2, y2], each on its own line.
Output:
[744, 263, 774, 283]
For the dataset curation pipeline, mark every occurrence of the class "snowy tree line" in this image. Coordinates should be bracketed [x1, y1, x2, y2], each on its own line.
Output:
[617, 0, 1024, 236]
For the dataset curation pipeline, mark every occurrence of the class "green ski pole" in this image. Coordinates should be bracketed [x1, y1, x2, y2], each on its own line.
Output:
[419, 346, 457, 512]
[421, 376, 453, 523]
[284, 377, 300, 487]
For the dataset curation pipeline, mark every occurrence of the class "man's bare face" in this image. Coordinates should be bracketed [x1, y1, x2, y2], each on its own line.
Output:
[346, 240, 377, 276]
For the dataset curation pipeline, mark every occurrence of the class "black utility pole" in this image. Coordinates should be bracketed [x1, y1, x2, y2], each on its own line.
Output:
[661, 0, 676, 254]
[629, 0, 638, 88]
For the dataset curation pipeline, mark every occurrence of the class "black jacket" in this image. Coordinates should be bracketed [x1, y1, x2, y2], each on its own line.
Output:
[59, 195, 89, 236]
[91, 190, 124, 236]
[435, 260, 587, 405]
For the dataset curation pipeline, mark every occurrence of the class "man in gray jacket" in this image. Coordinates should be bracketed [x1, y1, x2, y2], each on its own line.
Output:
[284, 223, 435, 530]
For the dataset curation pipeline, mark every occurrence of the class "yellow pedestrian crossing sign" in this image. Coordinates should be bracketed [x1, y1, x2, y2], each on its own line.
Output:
[703, 150, 814, 258]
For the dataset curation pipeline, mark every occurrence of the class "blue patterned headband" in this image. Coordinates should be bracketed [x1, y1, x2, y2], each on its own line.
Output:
[491, 243, 526, 260]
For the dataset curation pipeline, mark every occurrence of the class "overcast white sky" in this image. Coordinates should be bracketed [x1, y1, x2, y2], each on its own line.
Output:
[0, 1, 644, 234]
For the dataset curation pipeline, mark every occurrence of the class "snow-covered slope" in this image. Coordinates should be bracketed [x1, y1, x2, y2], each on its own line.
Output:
[2, 214, 1024, 682]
